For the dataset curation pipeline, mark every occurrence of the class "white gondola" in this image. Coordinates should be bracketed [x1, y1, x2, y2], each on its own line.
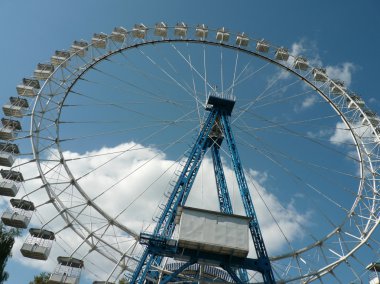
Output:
[1, 169, 24, 181]
[174, 22, 187, 37]
[1, 199, 34, 228]
[0, 118, 21, 140]
[48, 257, 84, 284]
[3, 97, 28, 118]
[256, 39, 270, 53]
[0, 127, 16, 140]
[0, 142, 19, 154]
[34, 63, 54, 80]
[236, 33, 249, 46]
[195, 24, 208, 39]
[16, 78, 40, 97]
[132, 23, 147, 39]
[330, 80, 345, 95]
[216, 27, 229, 42]
[0, 180, 20, 197]
[51, 50, 70, 67]
[1, 118, 21, 130]
[110, 27, 127, 42]
[0, 153, 14, 167]
[274, 47, 289, 61]
[21, 228, 55, 260]
[0, 169, 23, 195]
[294, 56, 308, 71]
[347, 95, 365, 109]
[92, 33, 108, 49]
[154, 22, 168, 37]
[0, 142, 18, 167]
[361, 110, 380, 127]
[312, 68, 328, 82]
[71, 40, 89, 57]
[3, 104, 26, 118]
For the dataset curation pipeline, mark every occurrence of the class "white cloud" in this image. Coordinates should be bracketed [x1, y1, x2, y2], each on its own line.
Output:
[326, 63, 355, 87]
[329, 120, 375, 147]
[329, 122, 352, 145]
[307, 128, 333, 140]
[301, 96, 317, 109]
[290, 41, 306, 58]
[4, 142, 310, 281]
[292, 95, 319, 113]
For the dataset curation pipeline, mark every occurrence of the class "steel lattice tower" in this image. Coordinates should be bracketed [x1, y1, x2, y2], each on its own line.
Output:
[131, 94, 275, 284]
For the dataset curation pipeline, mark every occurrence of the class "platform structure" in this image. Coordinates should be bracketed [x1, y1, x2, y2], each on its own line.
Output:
[131, 94, 275, 283]
[139, 207, 262, 283]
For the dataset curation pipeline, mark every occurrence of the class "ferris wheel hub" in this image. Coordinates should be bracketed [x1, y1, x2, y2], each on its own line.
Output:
[206, 93, 236, 116]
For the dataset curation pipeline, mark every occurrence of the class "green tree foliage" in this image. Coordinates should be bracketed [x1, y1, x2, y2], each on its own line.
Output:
[118, 278, 129, 284]
[0, 223, 19, 283]
[28, 272, 50, 284]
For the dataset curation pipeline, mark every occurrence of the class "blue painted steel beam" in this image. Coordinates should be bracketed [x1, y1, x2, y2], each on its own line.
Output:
[210, 144, 233, 214]
[160, 260, 196, 284]
[211, 144, 249, 283]
[220, 114, 275, 283]
[222, 265, 245, 284]
[139, 232, 263, 272]
[131, 110, 218, 283]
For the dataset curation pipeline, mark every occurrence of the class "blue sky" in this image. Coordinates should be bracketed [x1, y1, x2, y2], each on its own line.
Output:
[1, 1, 380, 283]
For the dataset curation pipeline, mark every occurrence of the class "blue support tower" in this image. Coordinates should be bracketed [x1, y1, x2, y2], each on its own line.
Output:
[131, 94, 275, 283]
[220, 114, 275, 283]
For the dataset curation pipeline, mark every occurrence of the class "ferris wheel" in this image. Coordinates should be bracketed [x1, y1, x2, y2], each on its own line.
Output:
[1, 22, 380, 283]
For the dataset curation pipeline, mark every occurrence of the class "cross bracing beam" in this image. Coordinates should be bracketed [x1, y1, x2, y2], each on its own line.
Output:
[210, 144, 249, 283]
[211, 144, 233, 215]
[220, 114, 275, 283]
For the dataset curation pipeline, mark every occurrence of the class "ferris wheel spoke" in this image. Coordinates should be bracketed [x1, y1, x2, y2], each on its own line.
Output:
[249, 89, 319, 110]
[234, 119, 361, 181]
[220, 45, 225, 95]
[203, 44, 208, 103]
[106, 51, 196, 106]
[235, 111, 361, 162]
[186, 43, 202, 123]
[113, 156, 181, 221]
[229, 48, 240, 98]
[238, 129, 360, 180]
[169, 43, 214, 120]
[136, 48, 202, 105]
[224, 59, 269, 94]
[232, 75, 301, 124]
[89, 123, 198, 203]
[238, 135, 350, 221]
[246, 173, 295, 253]
[67, 89, 163, 121]
[70, 110, 197, 182]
